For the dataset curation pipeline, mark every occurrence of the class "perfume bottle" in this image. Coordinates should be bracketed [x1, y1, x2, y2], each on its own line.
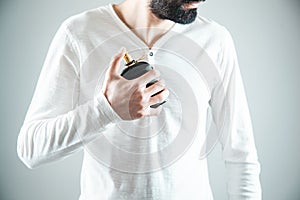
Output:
[121, 52, 166, 108]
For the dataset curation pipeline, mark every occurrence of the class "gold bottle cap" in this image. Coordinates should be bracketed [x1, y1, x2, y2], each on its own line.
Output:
[123, 53, 132, 64]
[123, 52, 136, 66]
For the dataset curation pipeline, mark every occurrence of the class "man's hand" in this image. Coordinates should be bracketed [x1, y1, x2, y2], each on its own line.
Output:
[102, 48, 169, 120]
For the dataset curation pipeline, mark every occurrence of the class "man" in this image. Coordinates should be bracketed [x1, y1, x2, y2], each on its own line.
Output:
[17, 0, 262, 199]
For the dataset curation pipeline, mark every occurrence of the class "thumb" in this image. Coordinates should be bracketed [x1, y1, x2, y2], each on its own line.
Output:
[108, 47, 126, 76]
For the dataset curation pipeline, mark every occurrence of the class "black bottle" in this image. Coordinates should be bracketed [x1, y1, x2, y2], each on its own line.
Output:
[120, 52, 166, 108]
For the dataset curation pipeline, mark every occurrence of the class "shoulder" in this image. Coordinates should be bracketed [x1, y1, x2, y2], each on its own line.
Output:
[177, 16, 237, 78]
[59, 4, 113, 36]
[183, 15, 234, 48]
[198, 15, 232, 38]
[179, 15, 237, 62]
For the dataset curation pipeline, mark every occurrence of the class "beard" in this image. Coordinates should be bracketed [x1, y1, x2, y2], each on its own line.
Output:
[150, 0, 204, 24]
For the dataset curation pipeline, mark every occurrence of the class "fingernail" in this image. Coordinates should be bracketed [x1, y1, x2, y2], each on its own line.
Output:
[119, 47, 126, 54]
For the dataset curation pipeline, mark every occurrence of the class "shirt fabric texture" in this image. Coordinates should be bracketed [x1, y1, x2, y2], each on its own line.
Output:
[17, 4, 262, 200]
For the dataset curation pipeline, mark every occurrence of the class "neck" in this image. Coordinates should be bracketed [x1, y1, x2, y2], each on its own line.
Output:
[113, 0, 175, 48]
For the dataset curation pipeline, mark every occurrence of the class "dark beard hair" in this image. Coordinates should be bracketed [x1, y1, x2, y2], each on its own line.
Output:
[150, 0, 200, 24]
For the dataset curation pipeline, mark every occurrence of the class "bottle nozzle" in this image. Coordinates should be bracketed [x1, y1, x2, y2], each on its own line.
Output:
[123, 52, 136, 66]
[123, 53, 132, 64]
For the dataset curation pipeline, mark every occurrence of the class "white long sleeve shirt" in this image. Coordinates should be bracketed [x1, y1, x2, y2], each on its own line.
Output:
[17, 4, 261, 200]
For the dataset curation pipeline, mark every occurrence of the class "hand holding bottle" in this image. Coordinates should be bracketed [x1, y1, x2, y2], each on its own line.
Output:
[102, 48, 169, 120]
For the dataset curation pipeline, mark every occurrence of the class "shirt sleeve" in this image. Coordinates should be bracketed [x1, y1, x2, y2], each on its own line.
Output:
[209, 27, 262, 199]
[17, 21, 121, 169]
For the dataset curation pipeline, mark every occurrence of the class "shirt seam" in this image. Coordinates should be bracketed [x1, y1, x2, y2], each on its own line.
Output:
[63, 23, 82, 78]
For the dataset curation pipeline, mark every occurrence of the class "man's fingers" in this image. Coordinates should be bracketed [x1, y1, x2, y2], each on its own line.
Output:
[108, 47, 126, 76]
[146, 106, 163, 116]
[144, 80, 165, 97]
[148, 88, 169, 106]
[136, 69, 160, 88]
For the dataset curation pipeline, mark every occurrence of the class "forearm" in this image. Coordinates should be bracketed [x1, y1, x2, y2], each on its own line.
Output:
[226, 161, 262, 200]
[17, 92, 121, 169]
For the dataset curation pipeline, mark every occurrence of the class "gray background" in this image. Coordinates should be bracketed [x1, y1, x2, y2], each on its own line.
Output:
[0, 0, 299, 199]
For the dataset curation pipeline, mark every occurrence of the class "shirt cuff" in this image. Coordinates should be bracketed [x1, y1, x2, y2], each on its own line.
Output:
[94, 92, 122, 124]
